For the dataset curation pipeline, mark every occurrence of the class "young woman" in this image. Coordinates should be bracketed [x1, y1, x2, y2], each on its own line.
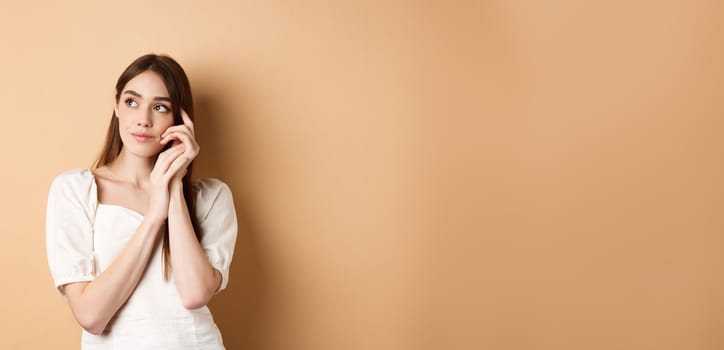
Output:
[45, 54, 237, 349]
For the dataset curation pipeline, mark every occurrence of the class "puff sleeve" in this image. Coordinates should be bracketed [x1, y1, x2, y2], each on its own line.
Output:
[45, 169, 97, 295]
[194, 179, 238, 294]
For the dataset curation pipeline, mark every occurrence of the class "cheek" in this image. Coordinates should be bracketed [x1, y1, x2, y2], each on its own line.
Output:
[118, 116, 135, 130]
[115, 107, 133, 125]
[164, 116, 175, 127]
[159, 116, 175, 130]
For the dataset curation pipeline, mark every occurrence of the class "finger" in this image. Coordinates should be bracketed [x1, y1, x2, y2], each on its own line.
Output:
[157, 144, 184, 160]
[163, 153, 189, 181]
[161, 125, 192, 140]
[156, 146, 184, 169]
[181, 109, 195, 136]
[153, 146, 185, 175]
[160, 130, 194, 147]
[160, 132, 183, 149]
[158, 143, 185, 156]
[161, 132, 199, 156]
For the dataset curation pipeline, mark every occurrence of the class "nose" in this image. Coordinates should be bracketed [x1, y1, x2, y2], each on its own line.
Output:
[136, 110, 152, 127]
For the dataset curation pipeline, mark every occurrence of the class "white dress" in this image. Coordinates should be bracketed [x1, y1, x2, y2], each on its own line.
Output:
[45, 168, 238, 349]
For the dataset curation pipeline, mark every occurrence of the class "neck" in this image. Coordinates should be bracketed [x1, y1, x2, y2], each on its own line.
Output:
[106, 148, 155, 188]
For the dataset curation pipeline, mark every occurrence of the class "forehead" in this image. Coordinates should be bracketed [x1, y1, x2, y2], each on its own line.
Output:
[123, 70, 169, 98]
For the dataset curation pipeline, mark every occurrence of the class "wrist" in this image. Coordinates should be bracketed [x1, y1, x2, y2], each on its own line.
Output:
[169, 183, 186, 207]
[144, 214, 167, 233]
[170, 178, 184, 192]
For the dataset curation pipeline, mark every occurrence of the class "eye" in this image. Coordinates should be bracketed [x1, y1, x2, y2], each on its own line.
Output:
[154, 104, 170, 112]
[125, 98, 138, 107]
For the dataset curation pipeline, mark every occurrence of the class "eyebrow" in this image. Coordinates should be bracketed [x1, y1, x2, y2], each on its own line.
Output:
[122, 89, 172, 103]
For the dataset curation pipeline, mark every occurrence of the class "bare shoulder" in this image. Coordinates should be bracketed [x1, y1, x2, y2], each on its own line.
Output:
[91, 166, 128, 190]
[90, 166, 114, 182]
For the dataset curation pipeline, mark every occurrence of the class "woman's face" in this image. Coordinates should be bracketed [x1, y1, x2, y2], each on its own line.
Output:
[114, 70, 175, 158]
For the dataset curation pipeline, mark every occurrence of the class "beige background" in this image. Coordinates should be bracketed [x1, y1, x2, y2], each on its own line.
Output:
[1, 1, 723, 349]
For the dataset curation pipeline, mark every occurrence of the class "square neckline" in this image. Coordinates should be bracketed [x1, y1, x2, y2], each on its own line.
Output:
[88, 169, 146, 218]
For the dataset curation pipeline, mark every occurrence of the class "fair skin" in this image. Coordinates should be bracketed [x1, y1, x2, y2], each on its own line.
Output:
[60, 71, 221, 335]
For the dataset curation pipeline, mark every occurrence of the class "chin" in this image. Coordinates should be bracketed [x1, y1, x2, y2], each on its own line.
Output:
[122, 144, 162, 158]
[136, 150, 162, 158]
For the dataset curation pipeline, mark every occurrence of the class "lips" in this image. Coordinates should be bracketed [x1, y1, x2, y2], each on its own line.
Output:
[131, 133, 155, 142]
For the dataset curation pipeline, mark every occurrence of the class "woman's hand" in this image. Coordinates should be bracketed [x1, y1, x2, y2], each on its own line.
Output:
[161, 109, 200, 192]
[147, 143, 188, 222]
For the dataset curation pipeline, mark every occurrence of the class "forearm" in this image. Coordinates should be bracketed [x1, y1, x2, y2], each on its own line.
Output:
[167, 186, 220, 309]
[65, 216, 165, 334]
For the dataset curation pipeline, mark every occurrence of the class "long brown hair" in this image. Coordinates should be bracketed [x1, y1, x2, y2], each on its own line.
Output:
[93, 53, 201, 280]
